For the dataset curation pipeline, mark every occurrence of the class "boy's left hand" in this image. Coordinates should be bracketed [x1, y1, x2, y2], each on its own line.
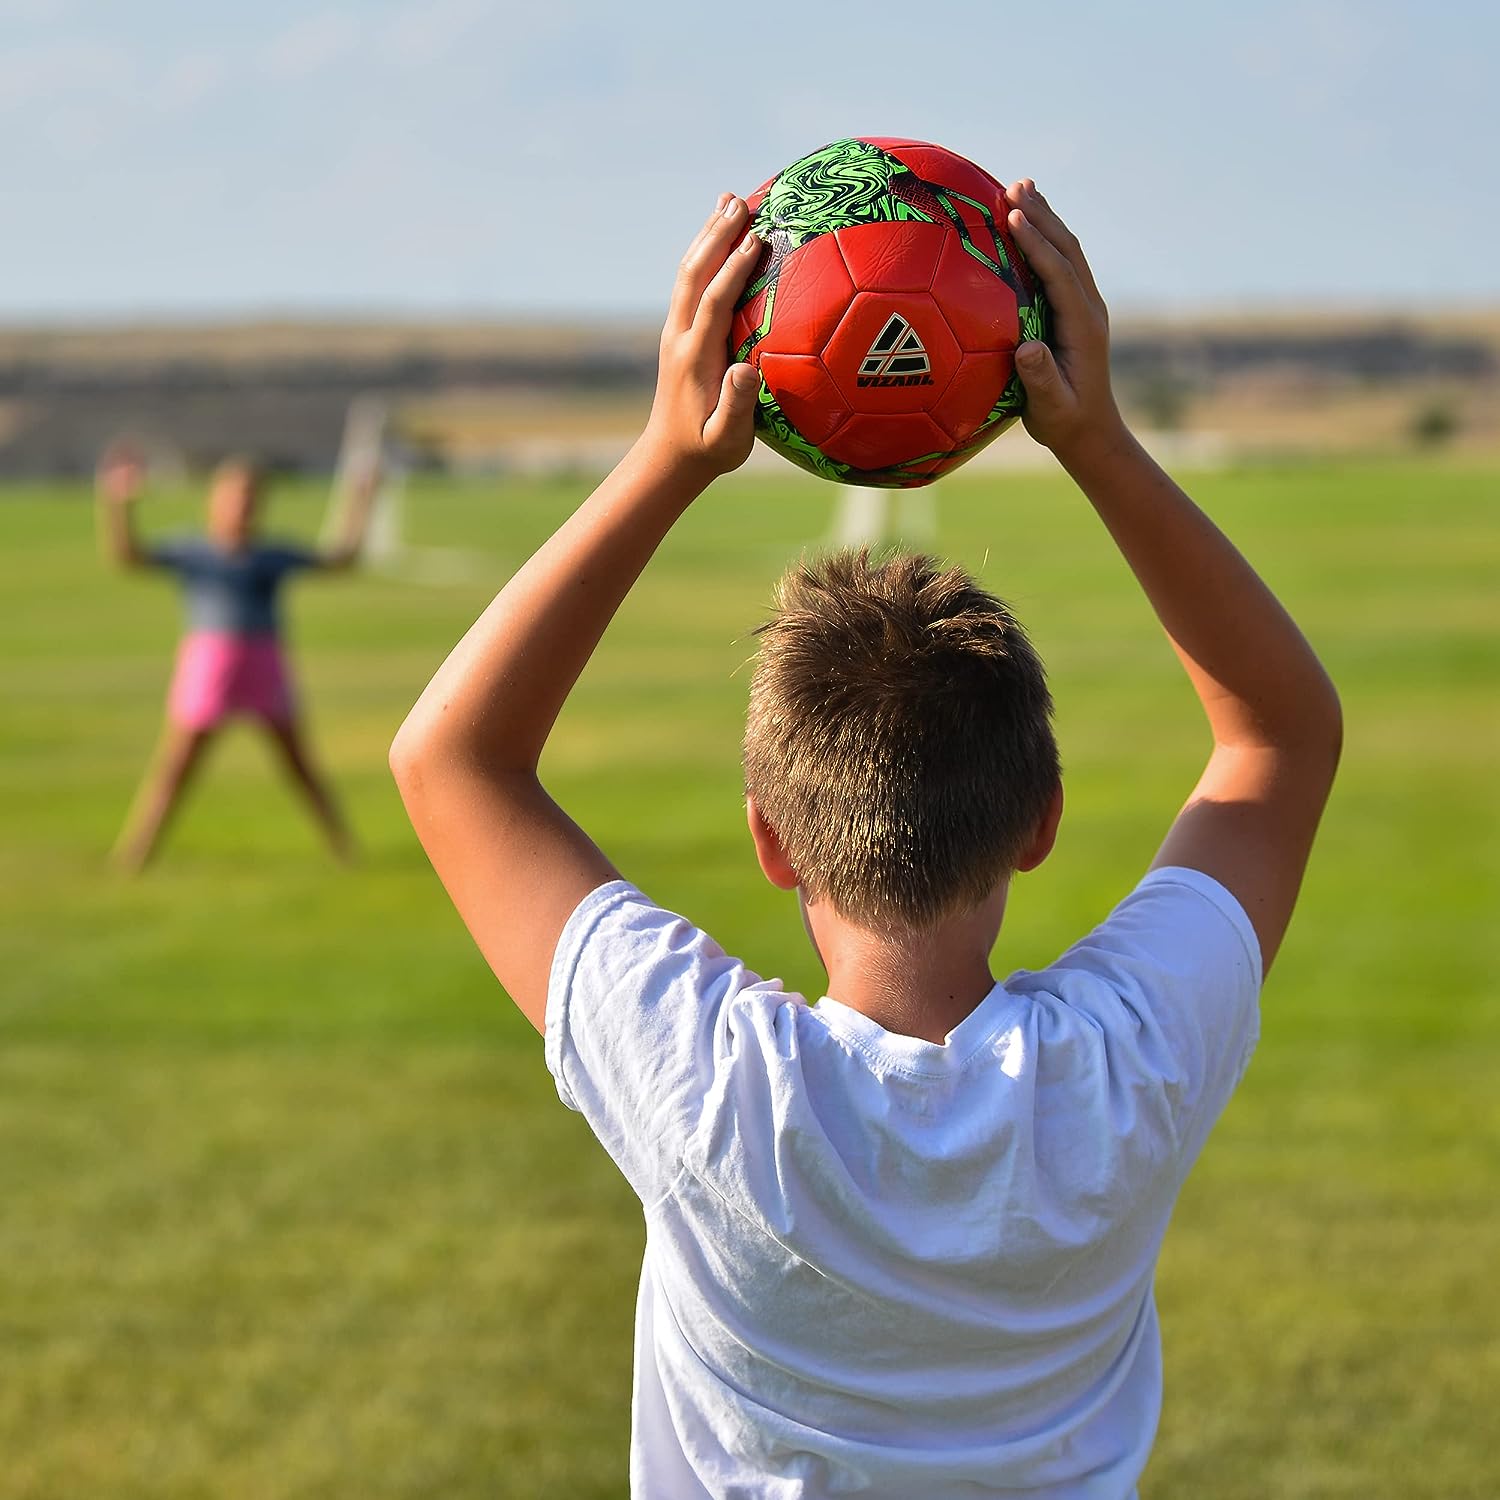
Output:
[643, 194, 764, 479]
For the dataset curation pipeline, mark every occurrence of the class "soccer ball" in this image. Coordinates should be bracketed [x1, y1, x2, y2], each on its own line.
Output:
[730, 137, 1048, 488]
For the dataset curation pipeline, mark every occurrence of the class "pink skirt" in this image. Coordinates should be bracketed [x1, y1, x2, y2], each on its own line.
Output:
[168, 631, 296, 729]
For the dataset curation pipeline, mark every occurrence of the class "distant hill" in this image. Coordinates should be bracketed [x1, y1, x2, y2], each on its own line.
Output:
[1, 310, 1495, 478]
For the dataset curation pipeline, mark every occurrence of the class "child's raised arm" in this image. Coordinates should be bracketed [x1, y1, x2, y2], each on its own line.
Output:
[390, 195, 764, 1029]
[317, 463, 382, 571]
[96, 443, 149, 568]
[1006, 181, 1342, 975]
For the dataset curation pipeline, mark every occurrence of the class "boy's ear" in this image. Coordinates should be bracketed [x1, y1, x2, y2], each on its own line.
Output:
[1015, 781, 1064, 873]
[746, 797, 799, 891]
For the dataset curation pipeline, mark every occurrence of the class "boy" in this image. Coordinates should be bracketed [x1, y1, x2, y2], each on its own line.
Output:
[391, 184, 1341, 1497]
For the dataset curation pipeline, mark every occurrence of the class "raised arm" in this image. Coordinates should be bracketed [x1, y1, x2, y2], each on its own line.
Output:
[390, 195, 763, 1029]
[95, 443, 150, 568]
[1005, 181, 1341, 974]
[318, 463, 381, 570]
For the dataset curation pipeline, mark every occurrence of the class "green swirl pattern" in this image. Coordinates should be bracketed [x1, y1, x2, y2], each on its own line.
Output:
[753, 139, 934, 251]
[1020, 298, 1049, 346]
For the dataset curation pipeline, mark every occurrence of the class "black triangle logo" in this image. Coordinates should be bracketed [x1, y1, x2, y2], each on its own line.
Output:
[859, 313, 930, 377]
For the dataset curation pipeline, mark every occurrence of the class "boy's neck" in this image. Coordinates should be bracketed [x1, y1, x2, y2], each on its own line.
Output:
[807, 887, 1009, 1046]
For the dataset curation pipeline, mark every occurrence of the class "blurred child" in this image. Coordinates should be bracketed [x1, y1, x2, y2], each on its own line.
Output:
[98, 450, 376, 870]
[391, 186, 1341, 1497]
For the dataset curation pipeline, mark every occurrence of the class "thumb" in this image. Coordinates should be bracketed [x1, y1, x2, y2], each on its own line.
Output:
[702, 361, 760, 463]
[1014, 340, 1064, 407]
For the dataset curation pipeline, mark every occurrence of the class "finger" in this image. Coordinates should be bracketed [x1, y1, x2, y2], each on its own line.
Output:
[678, 196, 747, 310]
[1007, 209, 1092, 326]
[685, 193, 734, 258]
[683, 193, 734, 252]
[1013, 340, 1071, 416]
[667, 196, 748, 333]
[1012, 184, 1103, 307]
[1003, 178, 1038, 211]
[693, 230, 765, 341]
[664, 194, 736, 332]
[701, 361, 760, 461]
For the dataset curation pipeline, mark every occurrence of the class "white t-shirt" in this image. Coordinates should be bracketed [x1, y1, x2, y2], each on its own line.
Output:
[545, 867, 1261, 1499]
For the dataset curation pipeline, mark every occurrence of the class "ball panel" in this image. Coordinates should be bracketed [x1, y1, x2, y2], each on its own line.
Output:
[730, 284, 769, 364]
[936, 352, 1019, 445]
[753, 235, 857, 359]
[832, 221, 945, 293]
[825, 411, 952, 471]
[753, 380, 852, 485]
[931, 235, 1021, 353]
[821, 290, 961, 415]
[863, 138, 1030, 297]
[757, 353, 852, 445]
[866, 140, 1009, 214]
[922, 412, 1023, 480]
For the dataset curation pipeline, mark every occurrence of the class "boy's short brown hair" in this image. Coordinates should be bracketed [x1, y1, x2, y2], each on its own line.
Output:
[744, 549, 1059, 929]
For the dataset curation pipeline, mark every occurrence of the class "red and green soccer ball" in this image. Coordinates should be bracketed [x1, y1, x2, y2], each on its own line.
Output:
[729, 137, 1048, 489]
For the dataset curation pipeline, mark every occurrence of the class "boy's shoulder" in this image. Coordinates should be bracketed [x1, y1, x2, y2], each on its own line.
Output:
[998, 867, 1262, 1146]
[550, 869, 1260, 1160]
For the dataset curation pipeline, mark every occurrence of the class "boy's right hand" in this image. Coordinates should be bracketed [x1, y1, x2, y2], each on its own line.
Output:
[642, 194, 764, 482]
[1004, 181, 1129, 466]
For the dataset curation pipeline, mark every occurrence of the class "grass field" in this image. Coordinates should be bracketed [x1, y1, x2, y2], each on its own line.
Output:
[2, 457, 1497, 1498]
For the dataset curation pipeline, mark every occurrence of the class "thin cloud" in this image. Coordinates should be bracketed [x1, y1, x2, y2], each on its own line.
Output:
[0, 0, 73, 19]
[261, 11, 360, 81]
[0, 38, 135, 112]
[375, 0, 496, 69]
[155, 51, 231, 115]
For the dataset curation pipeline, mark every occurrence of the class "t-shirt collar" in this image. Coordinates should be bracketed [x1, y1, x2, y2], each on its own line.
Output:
[812, 982, 1021, 1076]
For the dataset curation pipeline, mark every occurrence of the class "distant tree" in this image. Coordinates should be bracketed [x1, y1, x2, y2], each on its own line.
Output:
[1126, 372, 1194, 432]
[1410, 398, 1460, 449]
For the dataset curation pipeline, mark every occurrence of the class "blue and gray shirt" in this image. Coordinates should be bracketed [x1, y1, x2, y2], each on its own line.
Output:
[147, 538, 321, 637]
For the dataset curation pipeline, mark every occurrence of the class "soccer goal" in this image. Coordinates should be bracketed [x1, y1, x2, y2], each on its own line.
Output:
[827, 485, 939, 550]
[323, 396, 490, 586]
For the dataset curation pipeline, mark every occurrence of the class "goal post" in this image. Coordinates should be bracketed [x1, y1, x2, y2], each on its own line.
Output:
[323, 395, 406, 566]
[323, 394, 491, 586]
[827, 485, 938, 550]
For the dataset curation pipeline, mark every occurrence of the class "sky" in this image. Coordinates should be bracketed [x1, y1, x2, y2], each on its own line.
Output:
[3, 0, 1496, 320]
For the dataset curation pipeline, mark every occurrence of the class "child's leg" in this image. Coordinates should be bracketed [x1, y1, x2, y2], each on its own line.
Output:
[262, 717, 355, 863]
[113, 723, 215, 872]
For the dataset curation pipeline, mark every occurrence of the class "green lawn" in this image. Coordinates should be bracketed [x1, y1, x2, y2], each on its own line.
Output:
[2, 458, 1496, 1497]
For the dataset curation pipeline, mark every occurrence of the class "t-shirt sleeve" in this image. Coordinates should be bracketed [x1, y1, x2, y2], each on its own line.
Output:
[1009, 866, 1263, 1163]
[544, 881, 783, 1205]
